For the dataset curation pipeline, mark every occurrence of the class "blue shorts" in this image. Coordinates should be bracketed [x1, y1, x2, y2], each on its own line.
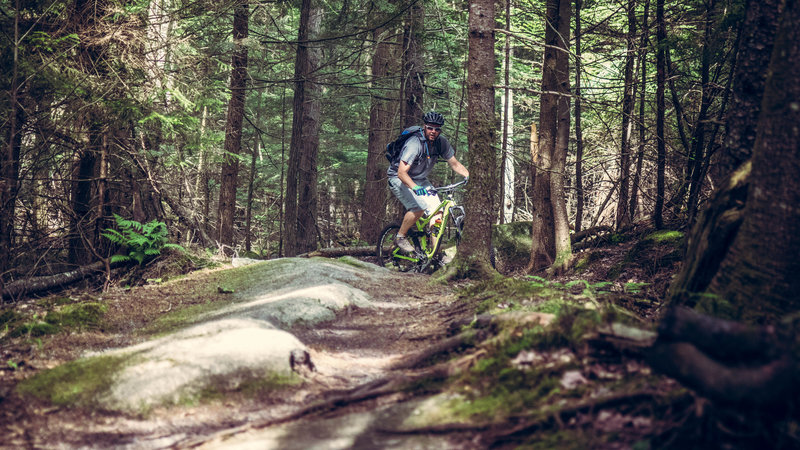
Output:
[388, 177, 441, 215]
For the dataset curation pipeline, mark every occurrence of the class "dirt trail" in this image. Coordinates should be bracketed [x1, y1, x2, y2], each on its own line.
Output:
[2, 267, 478, 449]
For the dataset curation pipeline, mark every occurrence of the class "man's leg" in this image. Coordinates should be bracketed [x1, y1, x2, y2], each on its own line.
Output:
[399, 209, 424, 236]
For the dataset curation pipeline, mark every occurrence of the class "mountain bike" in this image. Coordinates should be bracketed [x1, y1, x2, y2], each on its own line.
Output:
[376, 179, 468, 273]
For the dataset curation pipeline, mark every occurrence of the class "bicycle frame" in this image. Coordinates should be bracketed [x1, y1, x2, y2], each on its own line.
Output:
[391, 180, 467, 270]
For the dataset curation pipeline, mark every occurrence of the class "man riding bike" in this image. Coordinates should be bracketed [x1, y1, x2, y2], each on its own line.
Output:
[387, 111, 469, 253]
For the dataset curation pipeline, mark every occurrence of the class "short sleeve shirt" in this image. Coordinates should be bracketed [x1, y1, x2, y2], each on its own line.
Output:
[387, 134, 456, 181]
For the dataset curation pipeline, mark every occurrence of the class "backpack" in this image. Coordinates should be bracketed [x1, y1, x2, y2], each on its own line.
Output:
[385, 126, 424, 163]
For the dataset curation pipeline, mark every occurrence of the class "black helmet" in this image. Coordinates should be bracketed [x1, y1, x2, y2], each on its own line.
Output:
[423, 111, 445, 126]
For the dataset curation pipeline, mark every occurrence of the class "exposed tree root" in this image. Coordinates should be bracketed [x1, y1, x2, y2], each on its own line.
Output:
[175, 364, 456, 448]
[648, 307, 799, 409]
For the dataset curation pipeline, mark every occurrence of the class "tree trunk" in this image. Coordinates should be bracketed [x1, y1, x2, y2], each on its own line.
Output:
[448, 0, 496, 279]
[500, 0, 515, 225]
[629, 0, 649, 222]
[401, 2, 424, 127]
[685, 0, 716, 225]
[550, 0, 572, 273]
[528, 0, 568, 272]
[669, 0, 800, 322]
[653, 0, 666, 229]
[574, 0, 584, 233]
[615, 0, 636, 230]
[720, 0, 782, 174]
[285, 0, 322, 256]
[1, 0, 22, 284]
[217, 2, 249, 253]
[361, 27, 393, 245]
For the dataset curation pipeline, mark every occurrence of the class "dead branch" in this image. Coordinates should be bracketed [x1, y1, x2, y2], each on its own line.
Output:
[570, 225, 613, 244]
[2, 261, 109, 301]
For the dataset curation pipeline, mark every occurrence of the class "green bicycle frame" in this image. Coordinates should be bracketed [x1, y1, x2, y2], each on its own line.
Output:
[392, 197, 457, 264]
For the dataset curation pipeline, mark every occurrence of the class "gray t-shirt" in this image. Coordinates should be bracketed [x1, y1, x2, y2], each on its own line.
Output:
[387, 134, 455, 181]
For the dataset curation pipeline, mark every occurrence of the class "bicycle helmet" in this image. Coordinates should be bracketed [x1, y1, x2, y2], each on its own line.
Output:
[423, 111, 445, 126]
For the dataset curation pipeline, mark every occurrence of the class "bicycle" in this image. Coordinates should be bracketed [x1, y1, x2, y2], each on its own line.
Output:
[376, 179, 468, 273]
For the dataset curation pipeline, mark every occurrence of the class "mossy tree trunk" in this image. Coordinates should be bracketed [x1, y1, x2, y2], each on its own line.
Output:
[668, 0, 800, 323]
[444, 0, 496, 280]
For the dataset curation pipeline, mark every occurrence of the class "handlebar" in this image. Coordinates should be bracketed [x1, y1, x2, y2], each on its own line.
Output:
[427, 178, 468, 195]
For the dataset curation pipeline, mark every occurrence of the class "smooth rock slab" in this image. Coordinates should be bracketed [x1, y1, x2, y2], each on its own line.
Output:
[97, 318, 306, 413]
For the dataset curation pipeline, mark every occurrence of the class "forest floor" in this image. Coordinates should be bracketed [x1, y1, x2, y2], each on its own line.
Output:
[0, 224, 781, 449]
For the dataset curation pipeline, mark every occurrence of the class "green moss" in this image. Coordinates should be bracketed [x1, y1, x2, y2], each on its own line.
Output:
[336, 256, 370, 269]
[645, 230, 684, 244]
[17, 354, 129, 407]
[0, 309, 20, 327]
[187, 370, 301, 406]
[45, 302, 107, 330]
[9, 321, 59, 338]
[142, 299, 235, 337]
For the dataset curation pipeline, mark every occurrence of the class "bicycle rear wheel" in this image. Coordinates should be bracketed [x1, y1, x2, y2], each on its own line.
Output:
[376, 224, 416, 272]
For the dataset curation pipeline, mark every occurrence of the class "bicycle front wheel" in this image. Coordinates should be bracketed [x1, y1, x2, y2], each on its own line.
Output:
[376, 223, 416, 272]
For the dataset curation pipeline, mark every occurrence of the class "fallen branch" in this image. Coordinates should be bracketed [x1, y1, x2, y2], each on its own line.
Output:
[2, 261, 113, 301]
[570, 225, 613, 244]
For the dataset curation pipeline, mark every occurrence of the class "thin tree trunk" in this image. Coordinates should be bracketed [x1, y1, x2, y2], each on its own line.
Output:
[550, 0, 572, 273]
[574, 0, 584, 233]
[500, 0, 515, 225]
[653, 0, 666, 229]
[1, 0, 22, 285]
[217, 2, 249, 253]
[616, 0, 636, 230]
[402, 2, 424, 127]
[685, 0, 716, 224]
[361, 27, 392, 244]
[629, 0, 649, 222]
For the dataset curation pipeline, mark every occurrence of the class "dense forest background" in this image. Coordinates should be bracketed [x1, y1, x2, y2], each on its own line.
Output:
[0, 0, 780, 287]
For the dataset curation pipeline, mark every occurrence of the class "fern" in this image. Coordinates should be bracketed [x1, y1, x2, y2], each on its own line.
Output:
[102, 214, 185, 265]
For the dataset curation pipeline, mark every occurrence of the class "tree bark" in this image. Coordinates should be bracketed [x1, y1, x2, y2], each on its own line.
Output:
[702, 0, 800, 321]
[1, 0, 23, 285]
[401, 2, 424, 127]
[361, 27, 393, 245]
[615, 0, 636, 230]
[500, 0, 515, 225]
[574, 0, 584, 233]
[653, 0, 666, 229]
[720, 0, 783, 174]
[217, 2, 249, 253]
[629, 0, 649, 222]
[285, 0, 322, 256]
[550, 0, 572, 274]
[447, 0, 496, 279]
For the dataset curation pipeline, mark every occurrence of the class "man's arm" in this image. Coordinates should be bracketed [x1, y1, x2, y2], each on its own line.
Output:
[397, 161, 417, 189]
[447, 156, 470, 178]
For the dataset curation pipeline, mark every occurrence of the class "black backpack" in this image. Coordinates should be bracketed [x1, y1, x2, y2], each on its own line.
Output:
[385, 126, 424, 163]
